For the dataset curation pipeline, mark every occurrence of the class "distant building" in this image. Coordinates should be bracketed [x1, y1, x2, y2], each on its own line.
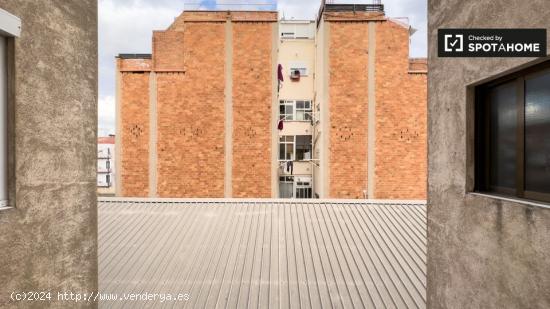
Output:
[277, 20, 316, 198]
[98, 135, 115, 194]
[116, 1, 427, 199]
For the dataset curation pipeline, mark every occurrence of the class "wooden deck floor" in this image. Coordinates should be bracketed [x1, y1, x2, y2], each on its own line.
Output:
[98, 198, 426, 309]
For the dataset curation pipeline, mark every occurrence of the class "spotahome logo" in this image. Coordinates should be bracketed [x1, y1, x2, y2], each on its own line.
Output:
[438, 29, 546, 57]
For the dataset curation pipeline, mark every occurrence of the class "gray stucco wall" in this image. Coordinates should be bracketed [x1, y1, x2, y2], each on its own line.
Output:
[428, 1, 550, 308]
[0, 1, 98, 308]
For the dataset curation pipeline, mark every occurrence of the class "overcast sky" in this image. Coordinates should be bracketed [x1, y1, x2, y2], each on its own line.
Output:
[98, 0, 427, 136]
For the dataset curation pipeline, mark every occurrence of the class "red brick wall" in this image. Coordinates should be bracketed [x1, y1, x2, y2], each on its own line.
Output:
[374, 21, 427, 199]
[232, 22, 273, 197]
[119, 58, 152, 72]
[327, 20, 427, 200]
[328, 22, 369, 199]
[156, 23, 226, 197]
[153, 31, 185, 72]
[120, 72, 149, 197]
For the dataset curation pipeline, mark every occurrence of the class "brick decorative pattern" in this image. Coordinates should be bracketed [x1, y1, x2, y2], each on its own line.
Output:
[156, 23, 226, 197]
[328, 22, 369, 199]
[375, 21, 427, 199]
[120, 72, 150, 197]
[232, 22, 273, 197]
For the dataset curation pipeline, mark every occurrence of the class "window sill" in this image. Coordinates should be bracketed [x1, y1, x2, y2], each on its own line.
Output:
[468, 192, 550, 210]
[0, 206, 14, 212]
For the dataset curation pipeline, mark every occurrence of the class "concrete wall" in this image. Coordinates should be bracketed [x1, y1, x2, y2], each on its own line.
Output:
[428, 1, 550, 308]
[278, 39, 315, 100]
[0, 1, 98, 308]
[314, 18, 329, 198]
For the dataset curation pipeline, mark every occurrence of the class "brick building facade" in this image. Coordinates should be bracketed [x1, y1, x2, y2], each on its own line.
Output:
[116, 4, 427, 199]
[117, 11, 277, 198]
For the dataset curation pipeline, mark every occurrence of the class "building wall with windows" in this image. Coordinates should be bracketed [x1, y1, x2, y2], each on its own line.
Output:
[277, 20, 316, 198]
[428, 0, 550, 307]
[0, 2, 98, 307]
[118, 5, 426, 200]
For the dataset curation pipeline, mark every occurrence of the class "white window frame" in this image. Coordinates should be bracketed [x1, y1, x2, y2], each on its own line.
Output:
[295, 176, 312, 199]
[279, 99, 312, 122]
[0, 9, 21, 209]
[278, 176, 313, 199]
[279, 135, 312, 162]
[279, 176, 294, 198]
[279, 136, 295, 161]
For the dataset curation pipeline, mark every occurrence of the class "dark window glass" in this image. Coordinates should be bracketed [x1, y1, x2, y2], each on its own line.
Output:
[476, 61, 550, 203]
[525, 72, 550, 194]
[279, 143, 285, 160]
[489, 82, 517, 190]
[295, 135, 312, 160]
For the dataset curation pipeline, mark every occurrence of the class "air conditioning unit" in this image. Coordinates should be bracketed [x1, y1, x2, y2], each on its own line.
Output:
[290, 69, 301, 81]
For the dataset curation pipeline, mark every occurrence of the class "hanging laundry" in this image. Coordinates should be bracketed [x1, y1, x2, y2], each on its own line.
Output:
[278, 64, 284, 82]
[286, 161, 293, 175]
[278, 119, 284, 130]
[278, 64, 284, 94]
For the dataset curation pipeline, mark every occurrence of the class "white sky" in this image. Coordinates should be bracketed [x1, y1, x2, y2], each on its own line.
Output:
[98, 0, 427, 136]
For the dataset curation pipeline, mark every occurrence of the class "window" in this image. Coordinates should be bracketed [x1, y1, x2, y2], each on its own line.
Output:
[279, 176, 293, 198]
[279, 176, 312, 199]
[106, 160, 110, 170]
[281, 32, 295, 38]
[279, 100, 312, 121]
[295, 135, 312, 160]
[296, 100, 312, 121]
[475, 61, 550, 203]
[106, 174, 111, 186]
[0, 35, 7, 208]
[279, 135, 312, 161]
[279, 100, 294, 120]
[279, 136, 294, 160]
[0, 9, 20, 208]
[279, 23, 314, 39]
[295, 179, 312, 199]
